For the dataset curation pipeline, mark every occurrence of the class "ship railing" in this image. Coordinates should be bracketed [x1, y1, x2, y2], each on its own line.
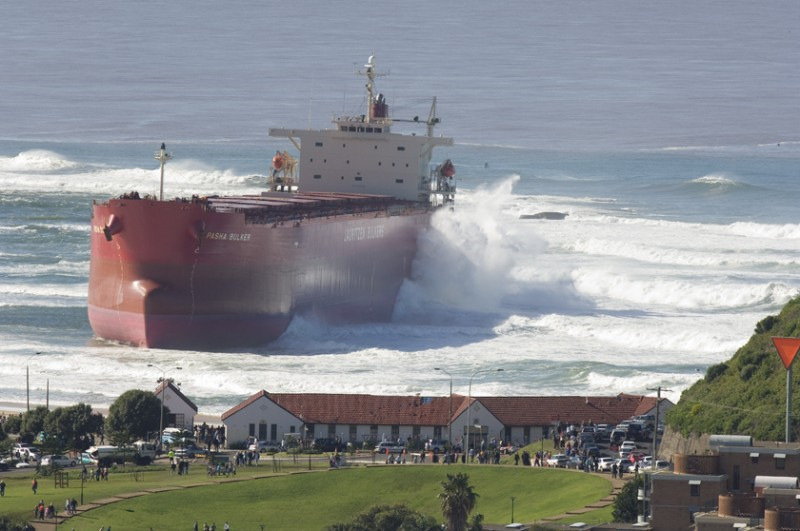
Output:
[420, 168, 456, 206]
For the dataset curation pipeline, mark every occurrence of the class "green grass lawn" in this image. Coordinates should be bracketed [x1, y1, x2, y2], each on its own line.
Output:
[50, 464, 611, 530]
[0, 456, 614, 529]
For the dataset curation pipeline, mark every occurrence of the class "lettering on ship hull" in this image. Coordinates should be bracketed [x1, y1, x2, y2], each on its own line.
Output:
[344, 224, 385, 242]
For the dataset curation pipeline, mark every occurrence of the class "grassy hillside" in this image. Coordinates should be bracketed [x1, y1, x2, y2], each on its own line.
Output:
[667, 296, 800, 439]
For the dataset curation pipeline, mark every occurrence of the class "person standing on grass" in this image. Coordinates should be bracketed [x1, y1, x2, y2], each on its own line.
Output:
[0, 478, 5, 496]
[31, 478, 37, 494]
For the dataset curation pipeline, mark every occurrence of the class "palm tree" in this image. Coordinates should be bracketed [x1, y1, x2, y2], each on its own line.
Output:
[438, 472, 479, 531]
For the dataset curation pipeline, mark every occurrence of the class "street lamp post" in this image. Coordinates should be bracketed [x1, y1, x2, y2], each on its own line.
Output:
[466, 368, 504, 463]
[26, 352, 42, 411]
[434, 367, 453, 447]
[148, 363, 182, 452]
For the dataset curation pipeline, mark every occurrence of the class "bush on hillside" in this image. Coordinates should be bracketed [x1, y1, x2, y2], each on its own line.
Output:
[667, 296, 800, 439]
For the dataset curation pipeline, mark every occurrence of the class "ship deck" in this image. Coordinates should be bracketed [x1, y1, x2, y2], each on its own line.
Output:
[105, 190, 428, 224]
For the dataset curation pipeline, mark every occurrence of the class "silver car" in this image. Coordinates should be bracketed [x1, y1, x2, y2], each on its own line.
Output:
[41, 454, 76, 467]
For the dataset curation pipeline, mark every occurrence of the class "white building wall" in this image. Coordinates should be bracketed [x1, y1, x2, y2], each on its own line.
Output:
[450, 400, 504, 451]
[223, 395, 303, 447]
[157, 387, 195, 430]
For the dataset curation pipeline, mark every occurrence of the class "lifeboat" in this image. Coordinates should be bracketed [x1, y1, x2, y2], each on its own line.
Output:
[440, 159, 455, 178]
[272, 152, 284, 171]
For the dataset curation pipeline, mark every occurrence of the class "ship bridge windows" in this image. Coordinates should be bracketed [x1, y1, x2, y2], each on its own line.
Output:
[355, 176, 363, 181]
[313, 174, 321, 180]
[315, 142, 323, 147]
[397, 146, 405, 151]
[395, 179, 404, 183]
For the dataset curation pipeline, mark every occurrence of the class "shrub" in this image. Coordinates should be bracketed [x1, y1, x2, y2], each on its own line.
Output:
[705, 363, 727, 383]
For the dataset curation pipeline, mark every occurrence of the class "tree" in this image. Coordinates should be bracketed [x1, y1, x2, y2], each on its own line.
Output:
[44, 403, 104, 451]
[105, 390, 162, 445]
[21, 406, 49, 439]
[439, 473, 479, 531]
[326, 505, 439, 531]
[612, 475, 643, 523]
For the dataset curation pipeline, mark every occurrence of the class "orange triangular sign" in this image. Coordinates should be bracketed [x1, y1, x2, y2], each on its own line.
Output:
[772, 337, 800, 369]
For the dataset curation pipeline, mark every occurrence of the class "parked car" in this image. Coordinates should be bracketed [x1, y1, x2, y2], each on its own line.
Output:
[584, 444, 601, 457]
[619, 441, 637, 453]
[653, 460, 671, 470]
[597, 457, 615, 472]
[566, 455, 586, 469]
[609, 429, 627, 445]
[614, 459, 633, 473]
[41, 454, 77, 467]
[374, 442, 405, 454]
[12, 443, 39, 460]
[546, 454, 569, 467]
[313, 438, 343, 452]
[173, 443, 203, 459]
[247, 437, 282, 453]
[593, 425, 610, 442]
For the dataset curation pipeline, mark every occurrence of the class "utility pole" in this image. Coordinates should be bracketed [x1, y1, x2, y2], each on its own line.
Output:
[644, 385, 671, 524]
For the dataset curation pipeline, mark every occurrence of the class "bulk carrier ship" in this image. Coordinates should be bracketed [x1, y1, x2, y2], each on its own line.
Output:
[88, 56, 455, 350]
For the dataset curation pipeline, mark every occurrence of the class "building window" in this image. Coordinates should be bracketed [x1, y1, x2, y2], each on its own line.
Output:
[258, 422, 268, 440]
[391, 425, 400, 440]
[349, 425, 357, 442]
[397, 146, 405, 151]
[395, 179, 404, 183]
[306, 424, 315, 438]
[249, 423, 255, 437]
[271, 424, 277, 441]
[355, 176, 362, 181]
[412, 426, 421, 439]
[776, 456, 786, 470]
[328, 424, 336, 437]
[370, 425, 378, 440]
[174, 413, 185, 428]
[751, 453, 759, 464]
[313, 174, 321, 179]
[434, 426, 442, 440]
[315, 142, 323, 147]
[523, 427, 530, 444]
[690, 484, 700, 497]
[290, 426, 295, 433]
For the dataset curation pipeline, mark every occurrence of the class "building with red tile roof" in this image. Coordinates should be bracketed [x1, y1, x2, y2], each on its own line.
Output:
[221, 390, 671, 450]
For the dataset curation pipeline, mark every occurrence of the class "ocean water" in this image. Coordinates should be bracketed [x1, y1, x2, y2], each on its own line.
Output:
[0, 0, 798, 415]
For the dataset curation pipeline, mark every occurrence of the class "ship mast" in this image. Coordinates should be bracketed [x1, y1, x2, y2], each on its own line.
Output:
[360, 55, 386, 124]
[154, 143, 172, 201]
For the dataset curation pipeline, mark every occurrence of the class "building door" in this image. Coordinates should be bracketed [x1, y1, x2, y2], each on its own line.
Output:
[733, 465, 740, 491]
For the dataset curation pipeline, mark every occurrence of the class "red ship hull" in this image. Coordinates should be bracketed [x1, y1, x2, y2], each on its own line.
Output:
[88, 195, 429, 350]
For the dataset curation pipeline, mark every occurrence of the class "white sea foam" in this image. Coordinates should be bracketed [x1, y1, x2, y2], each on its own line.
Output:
[572, 267, 796, 310]
[727, 222, 800, 240]
[0, 282, 87, 300]
[0, 150, 81, 172]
